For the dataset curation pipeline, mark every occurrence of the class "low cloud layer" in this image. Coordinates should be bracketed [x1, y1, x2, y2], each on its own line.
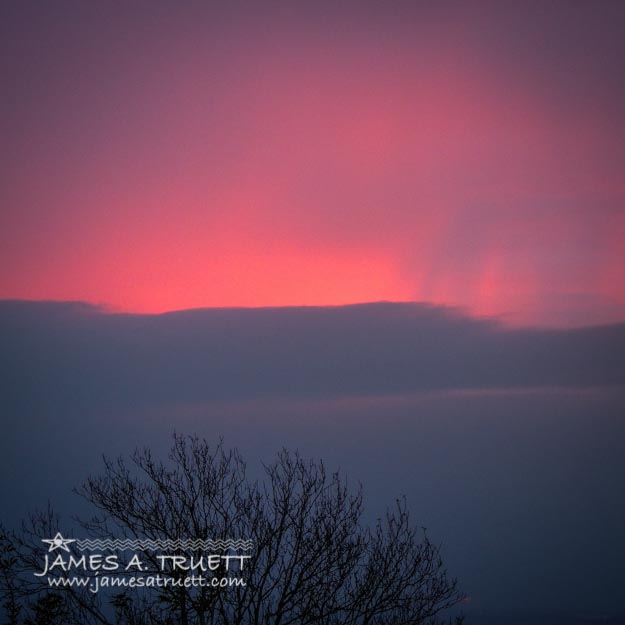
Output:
[2, 300, 624, 415]
[1, 301, 625, 617]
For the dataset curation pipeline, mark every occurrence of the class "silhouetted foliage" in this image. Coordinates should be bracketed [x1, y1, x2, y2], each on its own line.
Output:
[1, 435, 464, 625]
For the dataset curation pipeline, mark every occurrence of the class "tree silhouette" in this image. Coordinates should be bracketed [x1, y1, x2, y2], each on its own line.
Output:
[1, 435, 464, 625]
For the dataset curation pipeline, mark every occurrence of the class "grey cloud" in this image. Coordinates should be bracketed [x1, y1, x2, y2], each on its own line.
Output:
[1, 300, 624, 416]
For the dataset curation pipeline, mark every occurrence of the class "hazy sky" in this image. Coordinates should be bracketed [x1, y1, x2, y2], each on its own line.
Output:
[2, 301, 624, 616]
[2, 1, 624, 326]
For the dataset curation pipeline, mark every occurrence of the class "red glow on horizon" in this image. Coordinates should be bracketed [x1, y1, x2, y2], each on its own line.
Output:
[1, 4, 624, 326]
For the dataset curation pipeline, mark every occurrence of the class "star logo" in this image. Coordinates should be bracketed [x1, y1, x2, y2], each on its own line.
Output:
[42, 532, 76, 552]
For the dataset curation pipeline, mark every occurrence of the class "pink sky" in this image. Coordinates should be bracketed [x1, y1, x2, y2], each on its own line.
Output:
[1, 2, 624, 326]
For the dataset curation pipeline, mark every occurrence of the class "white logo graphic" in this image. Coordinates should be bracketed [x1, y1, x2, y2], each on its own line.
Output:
[41, 532, 76, 552]
[36, 532, 252, 593]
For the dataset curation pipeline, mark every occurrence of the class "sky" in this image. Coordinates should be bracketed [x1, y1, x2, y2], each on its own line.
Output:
[1, 3, 625, 621]
[1, 0, 624, 326]
[1, 301, 625, 617]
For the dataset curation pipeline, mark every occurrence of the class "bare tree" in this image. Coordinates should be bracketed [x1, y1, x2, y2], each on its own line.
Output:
[1, 435, 464, 625]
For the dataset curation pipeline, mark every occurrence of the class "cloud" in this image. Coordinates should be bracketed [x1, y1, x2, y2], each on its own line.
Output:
[1, 300, 625, 616]
[2, 300, 623, 416]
